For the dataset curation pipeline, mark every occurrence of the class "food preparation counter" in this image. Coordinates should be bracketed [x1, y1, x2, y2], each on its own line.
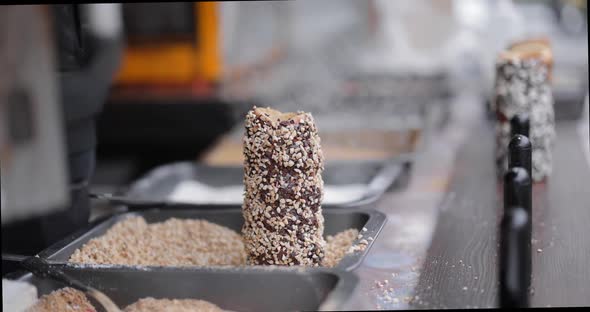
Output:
[66, 91, 590, 310]
[200, 92, 590, 309]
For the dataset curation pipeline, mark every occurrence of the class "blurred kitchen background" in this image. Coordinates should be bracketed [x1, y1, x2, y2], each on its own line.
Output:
[5, 0, 583, 207]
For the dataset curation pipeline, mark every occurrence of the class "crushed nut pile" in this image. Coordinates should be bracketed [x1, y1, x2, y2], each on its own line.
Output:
[69, 217, 247, 266]
[123, 297, 223, 312]
[26, 287, 96, 312]
[26, 287, 224, 312]
[68, 216, 363, 268]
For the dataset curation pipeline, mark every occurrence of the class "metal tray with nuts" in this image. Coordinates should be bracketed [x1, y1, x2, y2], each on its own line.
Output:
[13, 265, 358, 312]
[38, 207, 386, 272]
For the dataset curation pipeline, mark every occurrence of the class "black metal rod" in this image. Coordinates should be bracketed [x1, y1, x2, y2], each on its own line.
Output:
[1, 253, 28, 262]
[20, 257, 122, 312]
[89, 192, 168, 209]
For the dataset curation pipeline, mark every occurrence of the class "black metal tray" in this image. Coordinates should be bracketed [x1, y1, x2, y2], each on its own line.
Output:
[38, 208, 386, 271]
[124, 157, 411, 209]
[14, 265, 357, 312]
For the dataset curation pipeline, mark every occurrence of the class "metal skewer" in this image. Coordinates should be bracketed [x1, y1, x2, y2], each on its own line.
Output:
[11, 256, 122, 312]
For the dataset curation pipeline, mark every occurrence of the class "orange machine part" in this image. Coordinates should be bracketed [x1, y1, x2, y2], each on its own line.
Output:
[114, 2, 221, 86]
[194, 2, 222, 82]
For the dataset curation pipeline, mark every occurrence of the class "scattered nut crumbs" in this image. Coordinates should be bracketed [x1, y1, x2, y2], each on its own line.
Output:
[69, 216, 363, 268]
[347, 239, 368, 253]
[323, 229, 360, 267]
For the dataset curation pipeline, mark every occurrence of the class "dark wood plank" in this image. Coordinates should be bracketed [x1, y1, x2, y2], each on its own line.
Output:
[411, 121, 590, 309]
[410, 120, 499, 309]
[530, 123, 590, 307]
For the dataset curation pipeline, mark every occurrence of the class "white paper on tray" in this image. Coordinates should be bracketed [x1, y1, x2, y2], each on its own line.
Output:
[168, 180, 368, 205]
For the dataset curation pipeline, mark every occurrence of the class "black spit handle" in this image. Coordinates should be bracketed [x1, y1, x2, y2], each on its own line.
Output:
[500, 168, 533, 308]
[503, 167, 532, 273]
[509, 134, 532, 182]
[507, 141, 532, 216]
[510, 114, 530, 138]
[499, 205, 531, 308]
[504, 166, 532, 216]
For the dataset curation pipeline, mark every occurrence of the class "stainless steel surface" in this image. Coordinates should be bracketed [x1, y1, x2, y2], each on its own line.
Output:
[16, 266, 358, 312]
[38, 208, 386, 272]
[552, 65, 588, 120]
[340, 92, 492, 310]
[2, 253, 28, 263]
[125, 159, 410, 208]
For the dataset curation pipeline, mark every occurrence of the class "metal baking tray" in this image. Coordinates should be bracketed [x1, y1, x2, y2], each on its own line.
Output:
[13, 265, 357, 312]
[338, 71, 453, 102]
[38, 208, 386, 271]
[552, 65, 588, 120]
[124, 157, 411, 209]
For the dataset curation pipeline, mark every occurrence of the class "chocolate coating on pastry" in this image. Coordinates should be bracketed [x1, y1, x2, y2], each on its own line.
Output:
[242, 107, 326, 266]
